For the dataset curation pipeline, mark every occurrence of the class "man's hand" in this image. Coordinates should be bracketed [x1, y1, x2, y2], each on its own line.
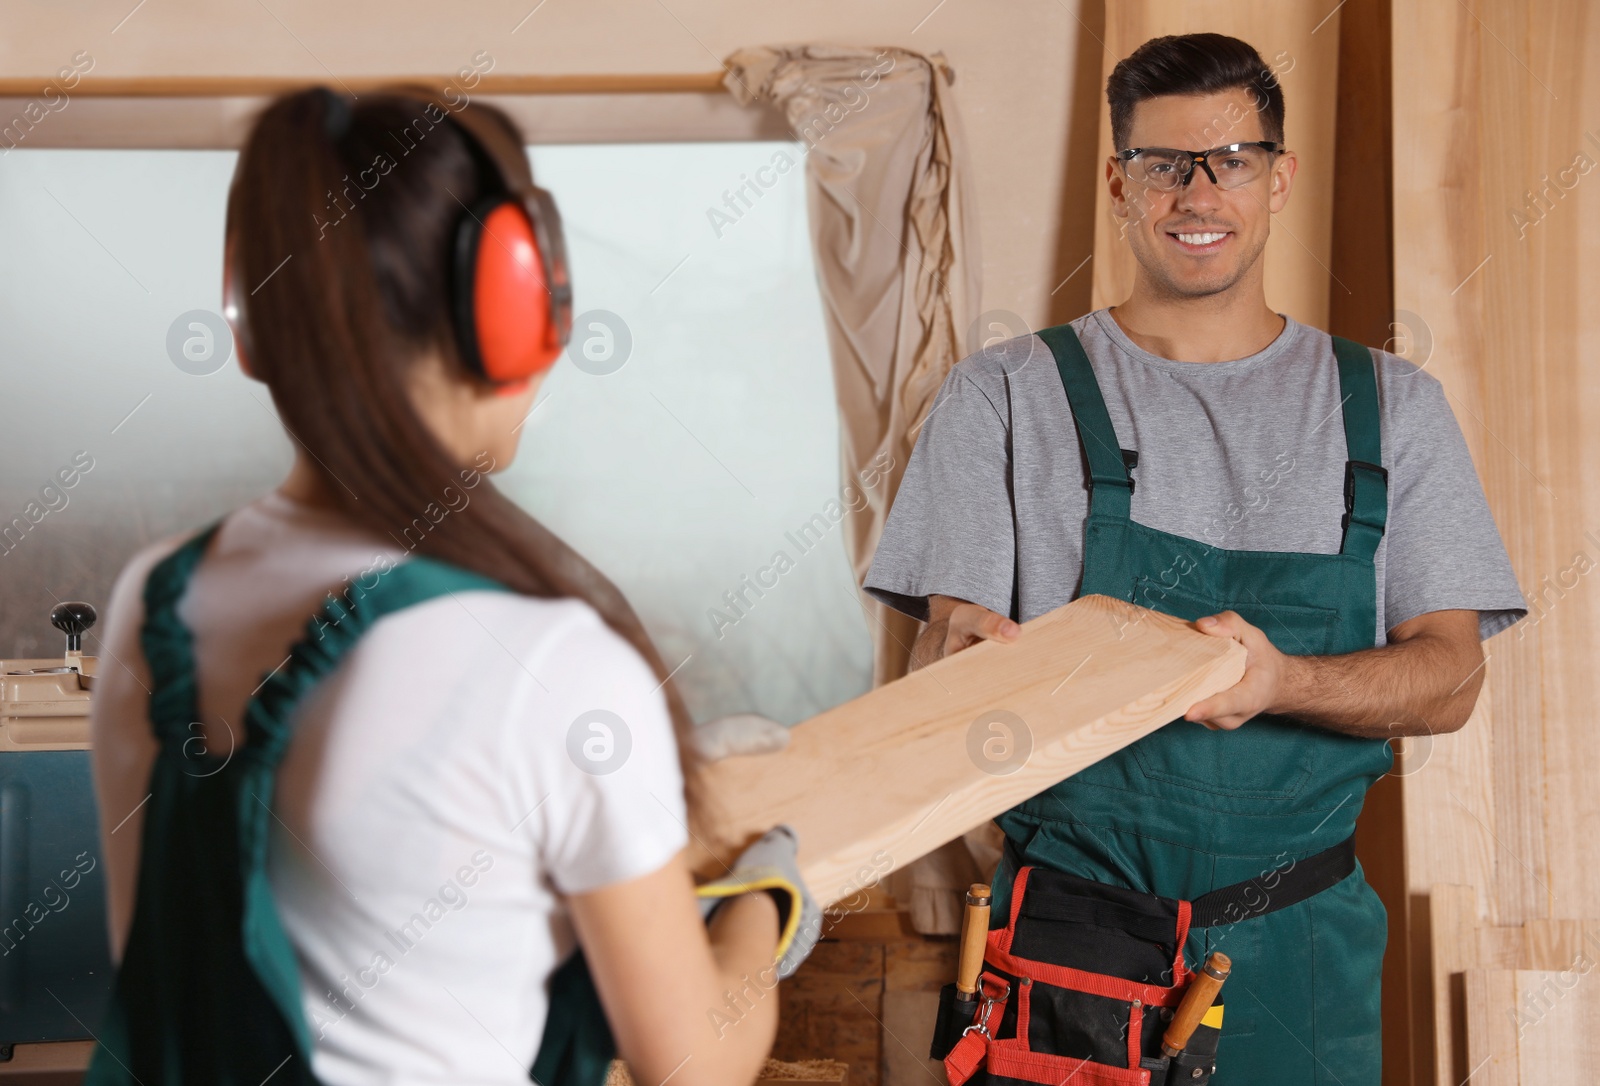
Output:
[1182, 607, 1485, 739]
[911, 594, 1021, 670]
[1184, 610, 1298, 731]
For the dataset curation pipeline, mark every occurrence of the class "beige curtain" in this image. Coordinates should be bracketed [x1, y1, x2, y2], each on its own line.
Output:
[723, 45, 987, 934]
[722, 44, 982, 688]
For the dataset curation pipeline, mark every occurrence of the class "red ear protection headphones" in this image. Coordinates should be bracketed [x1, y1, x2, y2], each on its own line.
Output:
[225, 88, 572, 389]
[453, 179, 572, 388]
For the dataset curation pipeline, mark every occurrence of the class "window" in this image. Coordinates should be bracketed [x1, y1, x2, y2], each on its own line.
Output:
[0, 141, 870, 721]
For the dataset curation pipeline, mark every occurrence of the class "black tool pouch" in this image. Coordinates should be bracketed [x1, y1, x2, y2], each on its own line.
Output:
[932, 984, 980, 1058]
[1167, 1037, 1221, 1085]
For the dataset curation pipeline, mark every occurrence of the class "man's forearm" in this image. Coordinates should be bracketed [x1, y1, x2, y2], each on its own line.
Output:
[1274, 631, 1486, 739]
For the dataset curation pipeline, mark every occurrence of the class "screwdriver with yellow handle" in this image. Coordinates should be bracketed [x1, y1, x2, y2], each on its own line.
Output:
[1162, 951, 1231, 1059]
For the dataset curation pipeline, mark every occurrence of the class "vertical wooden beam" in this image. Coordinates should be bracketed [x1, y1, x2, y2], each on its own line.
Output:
[1328, 0, 1392, 347]
[1328, 3, 1408, 1081]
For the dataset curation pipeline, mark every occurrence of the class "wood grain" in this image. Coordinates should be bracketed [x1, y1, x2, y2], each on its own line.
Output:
[1466, 967, 1600, 1086]
[1393, 1, 1600, 1081]
[689, 594, 1246, 906]
[1463, 969, 1520, 1086]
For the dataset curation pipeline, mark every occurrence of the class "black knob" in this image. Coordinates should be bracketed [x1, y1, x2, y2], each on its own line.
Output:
[50, 601, 98, 652]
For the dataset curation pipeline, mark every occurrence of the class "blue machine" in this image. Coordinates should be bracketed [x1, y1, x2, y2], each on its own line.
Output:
[0, 603, 113, 1064]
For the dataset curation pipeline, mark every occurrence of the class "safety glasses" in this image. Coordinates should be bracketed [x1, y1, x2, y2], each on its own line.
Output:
[1114, 141, 1286, 191]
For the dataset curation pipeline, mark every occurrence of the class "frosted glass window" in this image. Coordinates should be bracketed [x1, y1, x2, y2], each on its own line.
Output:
[0, 141, 870, 723]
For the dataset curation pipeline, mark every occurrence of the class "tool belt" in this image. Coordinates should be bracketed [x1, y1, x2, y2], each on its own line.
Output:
[931, 836, 1357, 1085]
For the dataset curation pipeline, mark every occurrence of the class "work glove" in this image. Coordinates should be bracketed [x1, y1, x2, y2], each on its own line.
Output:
[696, 824, 820, 980]
[689, 712, 790, 762]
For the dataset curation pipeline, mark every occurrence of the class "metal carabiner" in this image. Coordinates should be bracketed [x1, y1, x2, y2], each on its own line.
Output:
[959, 980, 1011, 1038]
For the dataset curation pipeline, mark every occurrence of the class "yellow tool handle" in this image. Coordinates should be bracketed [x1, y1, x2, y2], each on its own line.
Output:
[1162, 951, 1231, 1057]
[955, 883, 992, 997]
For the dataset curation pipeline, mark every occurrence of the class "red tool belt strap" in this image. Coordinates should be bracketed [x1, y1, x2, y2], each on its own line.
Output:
[943, 972, 1011, 1085]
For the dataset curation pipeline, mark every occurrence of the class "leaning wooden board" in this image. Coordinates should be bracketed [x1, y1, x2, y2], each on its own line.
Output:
[689, 594, 1247, 905]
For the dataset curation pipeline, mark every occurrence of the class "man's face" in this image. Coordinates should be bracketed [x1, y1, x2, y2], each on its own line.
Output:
[1107, 89, 1296, 299]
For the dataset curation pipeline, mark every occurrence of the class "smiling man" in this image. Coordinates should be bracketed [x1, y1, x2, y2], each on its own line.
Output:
[864, 33, 1526, 1086]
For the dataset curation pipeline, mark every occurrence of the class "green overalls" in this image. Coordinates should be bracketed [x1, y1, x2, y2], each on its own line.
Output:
[990, 324, 1392, 1085]
[85, 522, 615, 1086]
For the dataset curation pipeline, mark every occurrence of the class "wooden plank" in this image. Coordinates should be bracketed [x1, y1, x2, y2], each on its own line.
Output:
[0, 73, 729, 97]
[0, 1040, 94, 1075]
[1512, 968, 1600, 1084]
[1431, 885, 1488, 1086]
[1522, 920, 1600, 972]
[690, 594, 1246, 906]
[1466, 967, 1600, 1086]
[1463, 969, 1520, 1086]
[0, 92, 789, 150]
[1429, 886, 1525, 1086]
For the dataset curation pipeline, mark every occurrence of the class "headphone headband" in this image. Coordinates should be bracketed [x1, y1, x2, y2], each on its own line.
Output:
[392, 88, 574, 369]
[226, 86, 571, 388]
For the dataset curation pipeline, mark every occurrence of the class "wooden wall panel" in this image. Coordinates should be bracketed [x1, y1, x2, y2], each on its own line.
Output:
[1090, 0, 1342, 327]
[1393, 0, 1600, 1082]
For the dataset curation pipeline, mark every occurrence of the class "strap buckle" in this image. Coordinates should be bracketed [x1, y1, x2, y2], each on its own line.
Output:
[1120, 448, 1139, 494]
[1340, 458, 1388, 531]
[960, 979, 1010, 1039]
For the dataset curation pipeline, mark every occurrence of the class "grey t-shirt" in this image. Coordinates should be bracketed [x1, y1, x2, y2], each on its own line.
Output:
[864, 308, 1526, 645]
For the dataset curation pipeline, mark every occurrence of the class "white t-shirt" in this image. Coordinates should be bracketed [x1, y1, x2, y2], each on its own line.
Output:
[89, 490, 688, 1086]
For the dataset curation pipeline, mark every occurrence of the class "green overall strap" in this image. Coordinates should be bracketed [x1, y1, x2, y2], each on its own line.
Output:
[1331, 336, 1388, 560]
[88, 523, 618, 1086]
[1038, 324, 1134, 519]
[88, 519, 318, 1086]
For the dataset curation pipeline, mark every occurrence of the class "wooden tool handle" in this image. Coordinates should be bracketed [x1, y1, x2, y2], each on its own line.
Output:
[955, 883, 992, 996]
[1161, 952, 1231, 1057]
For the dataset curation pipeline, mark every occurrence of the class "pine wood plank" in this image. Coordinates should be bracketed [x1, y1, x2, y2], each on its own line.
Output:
[1429, 886, 1526, 1086]
[1463, 969, 1520, 1086]
[690, 594, 1246, 905]
[1514, 968, 1600, 1083]
[1466, 967, 1600, 1086]
[1521, 920, 1600, 972]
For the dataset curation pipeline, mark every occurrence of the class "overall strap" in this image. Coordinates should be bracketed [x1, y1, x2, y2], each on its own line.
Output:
[1331, 336, 1388, 560]
[1039, 324, 1134, 520]
[140, 519, 223, 747]
[232, 558, 513, 1062]
[140, 523, 509, 760]
[95, 533, 518, 1086]
[242, 556, 508, 765]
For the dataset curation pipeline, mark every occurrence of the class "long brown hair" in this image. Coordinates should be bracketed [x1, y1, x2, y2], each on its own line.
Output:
[226, 86, 705, 817]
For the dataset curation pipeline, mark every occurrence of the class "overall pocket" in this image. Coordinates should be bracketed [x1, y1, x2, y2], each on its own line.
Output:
[1128, 576, 1339, 801]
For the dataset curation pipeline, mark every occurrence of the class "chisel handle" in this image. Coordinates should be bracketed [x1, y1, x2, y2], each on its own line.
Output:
[1161, 952, 1231, 1057]
[955, 883, 992, 997]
